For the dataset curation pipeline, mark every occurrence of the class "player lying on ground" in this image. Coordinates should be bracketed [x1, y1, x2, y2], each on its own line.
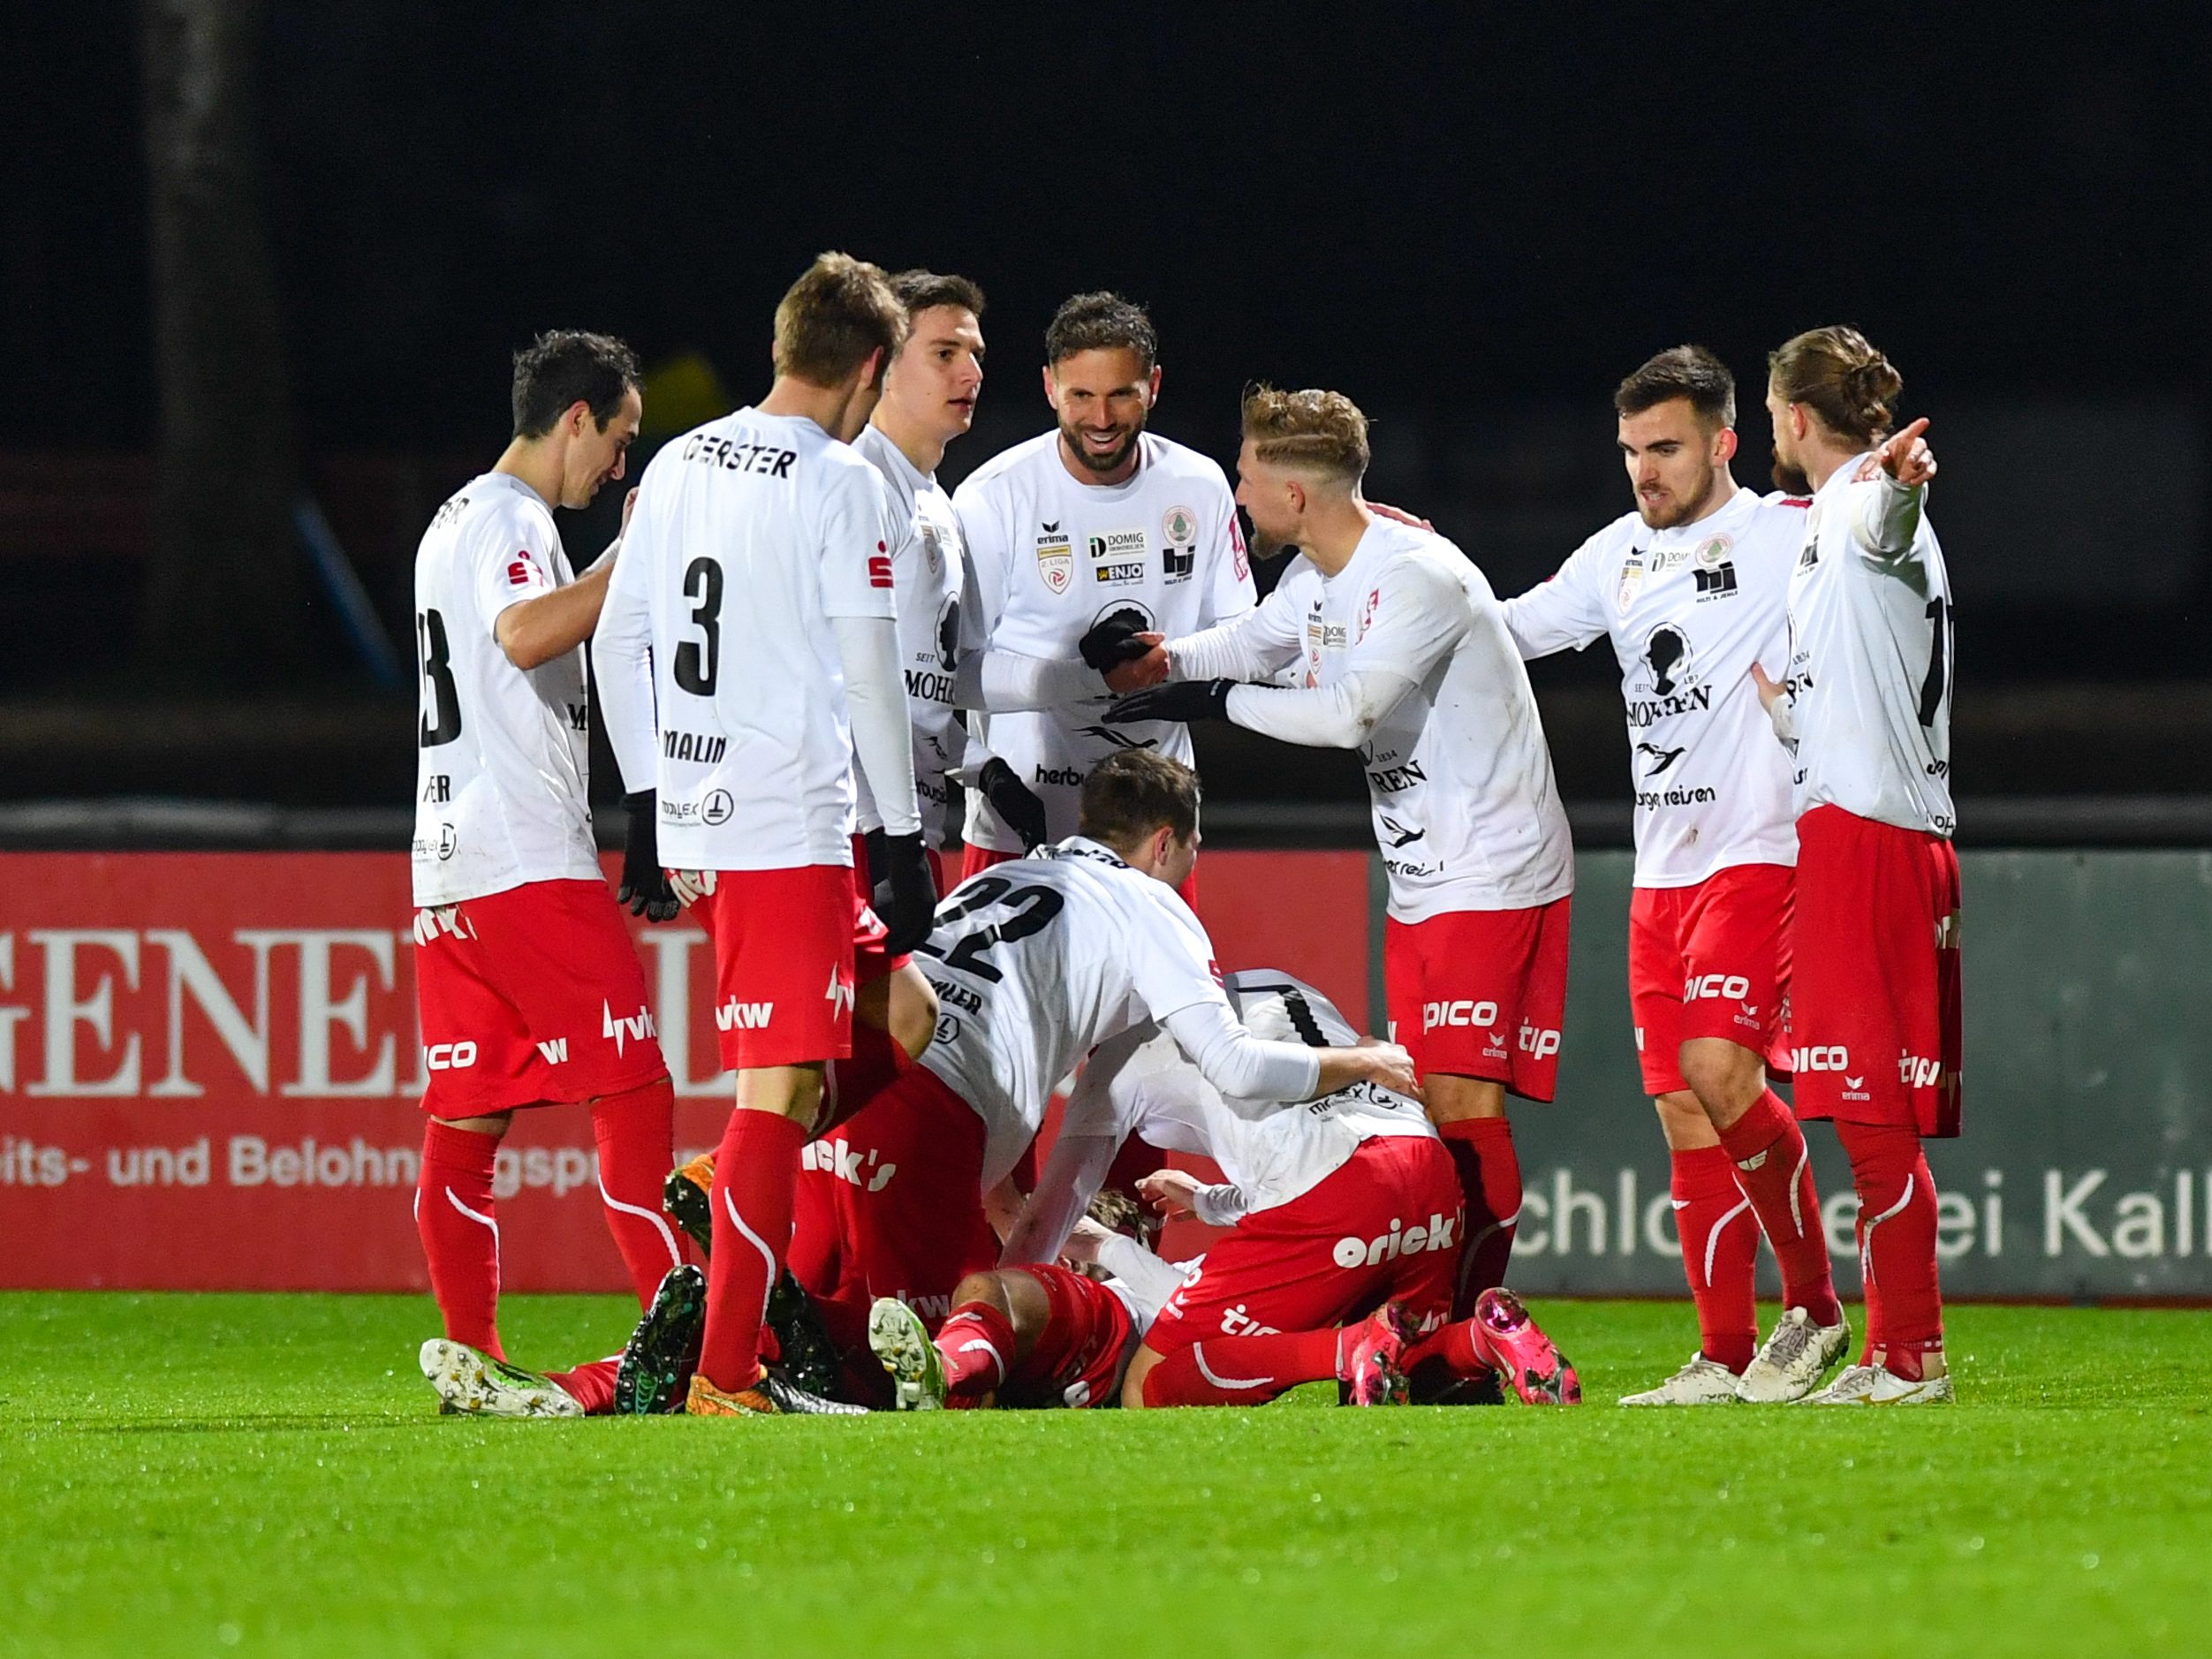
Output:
[654, 750, 1420, 1408]
[989, 968, 1578, 1409]
[1754, 328, 1959, 1406]
[1501, 345, 1848, 1405]
[1108, 385, 1572, 1333]
[406, 330, 698, 1420]
[594, 253, 936, 1418]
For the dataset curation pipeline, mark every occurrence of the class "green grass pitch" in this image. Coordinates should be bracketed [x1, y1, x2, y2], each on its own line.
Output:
[4, 1293, 2207, 1657]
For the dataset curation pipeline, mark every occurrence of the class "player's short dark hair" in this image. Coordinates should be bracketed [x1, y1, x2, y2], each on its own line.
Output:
[1046, 292, 1156, 370]
[774, 252, 907, 388]
[1769, 325, 1903, 446]
[1615, 345, 1736, 430]
[1079, 750, 1201, 849]
[511, 330, 641, 439]
[890, 269, 986, 319]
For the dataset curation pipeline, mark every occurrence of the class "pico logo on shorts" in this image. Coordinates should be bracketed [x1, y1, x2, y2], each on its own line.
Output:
[1330, 1212, 1459, 1269]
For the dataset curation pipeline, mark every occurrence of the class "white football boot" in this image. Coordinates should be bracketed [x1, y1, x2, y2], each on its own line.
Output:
[1733, 1307, 1852, 1403]
[1618, 1352, 1742, 1406]
[1799, 1360, 1955, 1405]
[419, 1338, 583, 1418]
[867, 1297, 947, 1411]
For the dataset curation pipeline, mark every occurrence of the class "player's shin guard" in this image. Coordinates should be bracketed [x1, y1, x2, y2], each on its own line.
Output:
[590, 1075, 686, 1309]
[936, 1300, 1018, 1403]
[1140, 1330, 1338, 1407]
[1671, 1145, 1759, 1373]
[1439, 1117, 1519, 1317]
[416, 1119, 504, 1360]
[1835, 1120, 1943, 1378]
[1718, 1090, 1842, 1328]
[698, 1110, 808, 1394]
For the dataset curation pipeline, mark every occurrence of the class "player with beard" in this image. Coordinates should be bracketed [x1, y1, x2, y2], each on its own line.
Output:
[951, 292, 1254, 898]
[1502, 347, 1848, 1405]
[1108, 387, 1572, 1337]
[1754, 328, 1958, 1405]
[406, 330, 696, 1420]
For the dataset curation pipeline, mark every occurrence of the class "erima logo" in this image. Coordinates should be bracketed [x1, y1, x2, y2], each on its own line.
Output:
[1423, 999, 1498, 1034]
[1330, 1212, 1458, 1269]
[602, 1002, 657, 1056]
[534, 1038, 568, 1065]
[824, 967, 855, 1017]
[1686, 973, 1752, 1002]
[423, 1042, 478, 1071]
[1792, 1046, 1852, 1072]
[716, 1000, 773, 1031]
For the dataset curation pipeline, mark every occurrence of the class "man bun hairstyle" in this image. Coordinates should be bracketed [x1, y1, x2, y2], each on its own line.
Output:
[1046, 291, 1157, 370]
[1769, 326, 1904, 447]
[1616, 345, 1736, 429]
[1240, 384, 1371, 484]
[890, 269, 986, 320]
[773, 252, 907, 388]
[511, 330, 641, 439]
[1079, 749, 1201, 849]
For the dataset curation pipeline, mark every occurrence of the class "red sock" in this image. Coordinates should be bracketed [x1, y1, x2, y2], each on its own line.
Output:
[416, 1119, 504, 1359]
[1140, 1329, 1340, 1407]
[1671, 1146, 1759, 1373]
[591, 1075, 686, 1309]
[1717, 1091, 1842, 1327]
[1439, 1117, 1519, 1316]
[543, 1356, 620, 1414]
[1404, 1318, 1485, 1378]
[698, 1110, 808, 1393]
[820, 1021, 911, 1134]
[1836, 1120, 1943, 1375]
[937, 1300, 1019, 1400]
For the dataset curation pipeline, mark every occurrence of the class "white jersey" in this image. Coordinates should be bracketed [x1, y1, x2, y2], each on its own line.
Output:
[1503, 487, 1801, 888]
[951, 431, 1254, 851]
[408, 472, 600, 907]
[913, 838, 1230, 1190]
[1781, 462, 1955, 836]
[595, 407, 901, 869]
[1068, 969, 1435, 1217]
[852, 424, 973, 849]
[1185, 518, 1572, 921]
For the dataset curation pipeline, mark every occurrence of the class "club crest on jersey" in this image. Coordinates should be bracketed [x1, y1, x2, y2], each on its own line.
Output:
[1162, 504, 1198, 581]
[1035, 522, 1073, 594]
[920, 522, 943, 575]
[1616, 558, 1646, 615]
[1695, 534, 1733, 569]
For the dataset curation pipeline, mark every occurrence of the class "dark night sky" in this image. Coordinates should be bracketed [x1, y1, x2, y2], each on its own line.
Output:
[10, 4, 2206, 457]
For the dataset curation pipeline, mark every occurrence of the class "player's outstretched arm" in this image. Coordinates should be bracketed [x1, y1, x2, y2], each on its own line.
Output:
[496, 489, 637, 670]
[1160, 998, 1418, 1103]
[1850, 417, 1936, 558]
[1001, 1024, 1156, 1263]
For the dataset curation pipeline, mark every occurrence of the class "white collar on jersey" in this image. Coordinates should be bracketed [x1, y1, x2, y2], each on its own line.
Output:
[1042, 837, 1131, 871]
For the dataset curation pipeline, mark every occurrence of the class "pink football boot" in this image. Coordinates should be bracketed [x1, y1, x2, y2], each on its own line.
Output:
[1470, 1288, 1581, 1405]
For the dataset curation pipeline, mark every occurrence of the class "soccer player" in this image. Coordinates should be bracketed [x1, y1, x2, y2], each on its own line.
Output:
[593, 253, 935, 1418]
[1754, 327, 1958, 1405]
[1108, 387, 1572, 1323]
[991, 969, 1580, 1409]
[405, 330, 692, 1417]
[1501, 347, 1848, 1405]
[951, 292, 1255, 890]
[778, 751, 1419, 1370]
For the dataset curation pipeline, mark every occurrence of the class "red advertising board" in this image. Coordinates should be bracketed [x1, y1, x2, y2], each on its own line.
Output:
[0, 851, 1371, 1291]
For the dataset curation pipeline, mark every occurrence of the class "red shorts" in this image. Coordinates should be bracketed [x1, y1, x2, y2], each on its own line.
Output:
[960, 843, 1199, 912]
[997, 1263, 1140, 1410]
[691, 865, 858, 1070]
[1790, 805, 1963, 1137]
[789, 1063, 997, 1329]
[1384, 896, 1572, 1101]
[413, 878, 666, 1117]
[1144, 1134, 1462, 1359]
[1627, 863, 1794, 1096]
[847, 834, 908, 987]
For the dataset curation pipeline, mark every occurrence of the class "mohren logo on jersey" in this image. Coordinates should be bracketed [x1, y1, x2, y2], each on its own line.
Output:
[1034, 522, 1073, 594]
[1330, 1211, 1458, 1269]
[1367, 760, 1425, 792]
[663, 730, 727, 765]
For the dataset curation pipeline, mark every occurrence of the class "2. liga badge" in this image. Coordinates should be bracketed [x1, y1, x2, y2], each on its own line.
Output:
[1035, 520, 1073, 594]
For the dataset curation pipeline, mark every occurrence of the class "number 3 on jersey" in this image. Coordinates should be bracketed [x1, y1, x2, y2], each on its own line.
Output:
[674, 556, 723, 696]
[914, 875, 1066, 982]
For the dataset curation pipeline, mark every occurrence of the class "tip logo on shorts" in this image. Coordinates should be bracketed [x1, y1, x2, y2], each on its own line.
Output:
[1331, 1212, 1459, 1269]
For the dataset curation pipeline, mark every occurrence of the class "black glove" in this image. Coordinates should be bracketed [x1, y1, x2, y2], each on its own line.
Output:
[617, 792, 680, 922]
[1102, 678, 1235, 726]
[978, 757, 1049, 850]
[862, 826, 891, 890]
[875, 830, 939, 957]
[1079, 607, 1155, 674]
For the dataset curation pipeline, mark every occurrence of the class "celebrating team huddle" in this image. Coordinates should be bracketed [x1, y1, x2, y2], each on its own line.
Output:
[405, 250, 1960, 1420]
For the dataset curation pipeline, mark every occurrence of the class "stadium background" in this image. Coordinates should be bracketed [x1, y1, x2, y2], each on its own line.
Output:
[3, 5, 2208, 1302]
